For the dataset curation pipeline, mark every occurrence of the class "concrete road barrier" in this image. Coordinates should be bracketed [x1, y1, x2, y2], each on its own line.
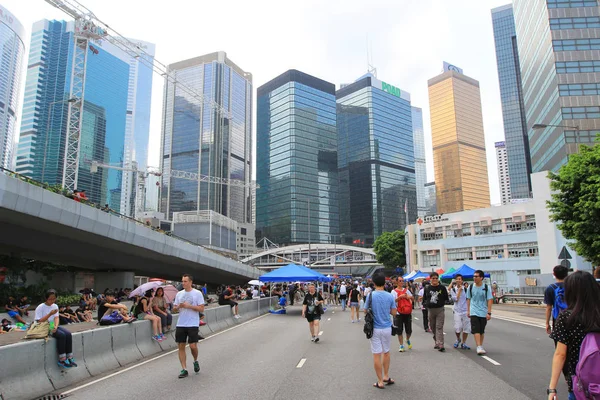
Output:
[238, 300, 260, 319]
[81, 327, 120, 376]
[110, 323, 143, 366]
[45, 331, 91, 391]
[0, 340, 54, 400]
[133, 320, 162, 357]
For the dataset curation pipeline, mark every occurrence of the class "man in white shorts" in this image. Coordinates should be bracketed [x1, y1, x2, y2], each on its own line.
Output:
[449, 274, 471, 350]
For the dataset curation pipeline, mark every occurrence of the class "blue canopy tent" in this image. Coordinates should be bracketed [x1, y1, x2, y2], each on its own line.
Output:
[403, 270, 419, 280]
[259, 263, 332, 283]
[411, 271, 431, 280]
[440, 264, 490, 280]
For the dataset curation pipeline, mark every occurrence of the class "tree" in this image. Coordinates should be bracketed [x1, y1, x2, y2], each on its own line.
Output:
[547, 142, 600, 265]
[373, 230, 406, 271]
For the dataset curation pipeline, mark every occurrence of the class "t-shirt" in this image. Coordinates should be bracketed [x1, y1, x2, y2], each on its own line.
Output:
[364, 287, 372, 298]
[392, 288, 413, 312]
[349, 288, 360, 302]
[549, 311, 586, 392]
[340, 284, 347, 295]
[34, 302, 59, 322]
[424, 285, 448, 309]
[174, 289, 205, 327]
[252, 289, 259, 299]
[98, 300, 118, 319]
[450, 286, 468, 314]
[544, 282, 564, 320]
[365, 290, 395, 330]
[466, 284, 493, 318]
[219, 289, 232, 304]
[303, 292, 323, 314]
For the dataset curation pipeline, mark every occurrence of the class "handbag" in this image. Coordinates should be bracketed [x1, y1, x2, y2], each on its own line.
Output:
[363, 293, 374, 339]
[24, 321, 50, 340]
[100, 310, 124, 326]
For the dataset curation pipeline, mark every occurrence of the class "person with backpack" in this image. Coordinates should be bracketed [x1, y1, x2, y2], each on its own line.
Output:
[393, 276, 413, 352]
[466, 269, 494, 355]
[545, 265, 569, 339]
[547, 270, 600, 400]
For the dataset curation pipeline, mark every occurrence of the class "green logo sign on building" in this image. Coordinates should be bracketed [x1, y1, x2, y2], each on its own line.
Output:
[381, 81, 401, 98]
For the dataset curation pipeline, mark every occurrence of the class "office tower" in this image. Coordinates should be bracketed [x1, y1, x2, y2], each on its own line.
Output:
[144, 173, 160, 212]
[412, 106, 427, 217]
[256, 70, 338, 245]
[491, 4, 532, 198]
[513, 0, 600, 172]
[425, 182, 437, 215]
[160, 51, 253, 224]
[16, 20, 137, 212]
[337, 73, 416, 245]
[428, 64, 491, 214]
[0, 5, 25, 169]
[495, 141, 511, 205]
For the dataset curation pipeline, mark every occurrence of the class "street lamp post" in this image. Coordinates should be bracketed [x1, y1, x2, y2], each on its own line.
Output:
[42, 98, 76, 183]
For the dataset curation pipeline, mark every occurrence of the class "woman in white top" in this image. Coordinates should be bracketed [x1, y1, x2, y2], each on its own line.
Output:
[35, 289, 78, 368]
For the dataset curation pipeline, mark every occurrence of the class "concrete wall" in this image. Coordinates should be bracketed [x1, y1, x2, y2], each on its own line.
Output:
[0, 297, 277, 400]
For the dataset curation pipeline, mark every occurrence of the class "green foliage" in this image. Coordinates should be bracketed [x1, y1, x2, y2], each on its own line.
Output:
[547, 141, 600, 265]
[56, 295, 82, 307]
[373, 230, 406, 271]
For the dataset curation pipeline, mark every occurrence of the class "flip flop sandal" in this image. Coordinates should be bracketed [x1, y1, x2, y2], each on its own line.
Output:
[384, 378, 395, 385]
[373, 382, 385, 389]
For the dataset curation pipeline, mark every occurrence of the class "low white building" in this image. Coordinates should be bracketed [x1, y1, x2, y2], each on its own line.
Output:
[237, 223, 256, 260]
[406, 172, 592, 288]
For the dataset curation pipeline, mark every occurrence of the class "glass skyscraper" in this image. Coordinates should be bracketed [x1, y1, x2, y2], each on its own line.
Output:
[160, 52, 253, 224]
[337, 73, 416, 246]
[491, 4, 532, 198]
[412, 106, 427, 217]
[16, 20, 131, 212]
[256, 70, 338, 245]
[513, 0, 600, 172]
[0, 4, 25, 169]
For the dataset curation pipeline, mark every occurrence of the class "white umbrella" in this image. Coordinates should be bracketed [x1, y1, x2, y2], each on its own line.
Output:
[129, 281, 163, 298]
[248, 279, 263, 286]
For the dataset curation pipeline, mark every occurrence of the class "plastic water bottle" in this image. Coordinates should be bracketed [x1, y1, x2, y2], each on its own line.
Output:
[49, 320, 55, 330]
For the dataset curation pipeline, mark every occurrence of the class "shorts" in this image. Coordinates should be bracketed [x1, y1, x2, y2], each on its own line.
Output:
[370, 327, 392, 354]
[454, 312, 471, 333]
[175, 327, 200, 343]
[7, 310, 18, 318]
[394, 313, 412, 336]
[220, 300, 238, 308]
[306, 313, 321, 323]
[137, 313, 148, 320]
[350, 302, 359, 307]
[470, 316, 488, 335]
[323, 293, 330, 299]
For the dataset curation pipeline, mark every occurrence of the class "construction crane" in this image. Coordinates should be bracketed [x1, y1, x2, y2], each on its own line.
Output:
[170, 169, 260, 190]
[44, 0, 231, 192]
[90, 160, 161, 220]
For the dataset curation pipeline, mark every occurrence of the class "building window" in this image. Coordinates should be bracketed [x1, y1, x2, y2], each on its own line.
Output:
[559, 83, 600, 97]
[421, 231, 436, 241]
[446, 247, 473, 262]
[435, 227, 444, 240]
[547, 0, 599, 8]
[241, 227, 247, 235]
[474, 222, 492, 236]
[490, 271, 507, 286]
[492, 219, 502, 234]
[550, 17, 600, 30]
[475, 245, 505, 260]
[422, 251, 441, 268]
[556, 61, 600, 74]
[565, 130, 600, 143]
[553, 39, 600, 52]
[507, 242, 539, 258]
[445, 224, 462, 239]
[562, 106, 600, 120]
[461, 223, 471, 237]
[517, 269, 542, 275]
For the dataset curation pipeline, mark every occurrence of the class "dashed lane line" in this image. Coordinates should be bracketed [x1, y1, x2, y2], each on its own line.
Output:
[327, 318, 331, 321]
[493, 315, 545, 329]
[296, 358, 307, 368]
[482, 356, 501, 366]
[318, 331, 323, 336]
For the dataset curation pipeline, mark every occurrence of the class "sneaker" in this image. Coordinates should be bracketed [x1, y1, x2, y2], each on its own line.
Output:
[461, 343, 471, 350]
[199, 320, 207, 326]
[57, 359, 72, 368]
[438, 347, 446, 352]
[234, 314, 241, 319]
[311, 337, 315, 342]
[178, 369, 189, 379]
[399, 345, 405, 352]
[434, 345, 440, 350]
[152, 335, 161, 342]
[407, 340, 412, 349]
[453, 340, 461, 349]
[477, 346, 486, 355]
[351, 320, 355, 323]
[67, 358, 78, 367]
[193, 361, 200, 373]
[314, 337, 319, 343]
[159, 333, 166, 340]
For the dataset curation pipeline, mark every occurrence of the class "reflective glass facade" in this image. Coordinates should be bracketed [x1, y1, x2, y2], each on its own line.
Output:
[337, 74, 416, 246]
[0, 5, 25, 169]
[16, 20, 129, 211]
[412, 107, 427, 217]
[428, 71, 490, 214]
[160, 52, 253, 224]
[491, 4, 532, 199]
[513, 0, 600, 172]
[256, 70, 338, 245]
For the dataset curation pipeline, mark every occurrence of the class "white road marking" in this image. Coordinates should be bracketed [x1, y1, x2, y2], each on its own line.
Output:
[327, 318, 331, 321]
[414, 317, 419, 320]
[296, 358, 307, 368]
[482, 356, 501, 366]
[493, 315, 545, 329]
[61, 313, 272, 395]
[332, 311, 335, 314]
[318, 331, 323, 336]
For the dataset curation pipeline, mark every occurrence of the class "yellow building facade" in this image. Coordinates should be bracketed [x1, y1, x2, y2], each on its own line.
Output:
[428, 71, 490, 214]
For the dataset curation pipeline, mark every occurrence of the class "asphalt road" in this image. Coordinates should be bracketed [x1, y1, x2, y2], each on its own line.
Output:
[51, 303, 564, 400]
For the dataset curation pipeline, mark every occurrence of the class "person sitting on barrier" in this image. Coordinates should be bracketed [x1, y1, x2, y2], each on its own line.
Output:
[36, 289, 78, 368]
[64, 305, 80, 323]
[58, 305, 76, 324]
[98, 290, 134, 324]
[152, 287, 173, 332]
[219, 285, 241, 319]
[135, 289, 164, 341]
[4, 296, 27, 325]
[18, 296, 30, 317]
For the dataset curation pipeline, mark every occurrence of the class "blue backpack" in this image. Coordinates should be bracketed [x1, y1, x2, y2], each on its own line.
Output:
[551, 284, 567, 320]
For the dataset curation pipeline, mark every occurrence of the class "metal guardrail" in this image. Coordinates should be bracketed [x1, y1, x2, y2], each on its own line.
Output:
[500, 293, 545, 304]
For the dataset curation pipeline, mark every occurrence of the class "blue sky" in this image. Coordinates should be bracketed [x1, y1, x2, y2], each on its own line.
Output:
[6, 0, 513, 204]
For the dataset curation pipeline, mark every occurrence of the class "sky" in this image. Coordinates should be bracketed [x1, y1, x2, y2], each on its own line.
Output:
[5, 0, 513, 205]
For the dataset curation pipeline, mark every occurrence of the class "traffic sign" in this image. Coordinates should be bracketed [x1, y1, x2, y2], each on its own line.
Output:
[561, 259, 571, 269]
[558, 246, 572, 260]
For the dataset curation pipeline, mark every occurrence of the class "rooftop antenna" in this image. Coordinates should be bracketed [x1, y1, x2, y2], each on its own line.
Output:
[367, 35, 377, 77]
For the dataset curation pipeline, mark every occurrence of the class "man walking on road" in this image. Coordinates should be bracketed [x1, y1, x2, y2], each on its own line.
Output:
[449, 274, 471, 350]
[393, 276, 413, 352]
[302, 283, 324, 343]
[423, 272, 448, 352]
[339, 281, 348, 311]
[366, 271, 396, 389]
[173, 274, 205, 378]
[544, 265, 569, 338]
[466, 270, 493, 355]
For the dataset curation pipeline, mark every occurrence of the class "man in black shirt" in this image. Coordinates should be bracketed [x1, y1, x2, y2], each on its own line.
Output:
[423, 272, 449, 352]
[302, 283, 324, 343]
[219, 286, 241, 319]
[98, 291, 134, 324]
